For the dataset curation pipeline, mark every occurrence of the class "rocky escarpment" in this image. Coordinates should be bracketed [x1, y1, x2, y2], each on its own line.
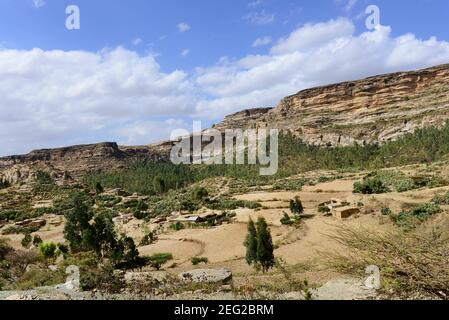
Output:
[0, 142, 169, 184]
[1, 64, 449, 183]
[214, 64, 449, 146]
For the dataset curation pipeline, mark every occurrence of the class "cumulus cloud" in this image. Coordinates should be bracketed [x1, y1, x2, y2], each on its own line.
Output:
[194, 19, 449, 119]
[2, 18, 449, 155]
[0, 47, 194, 155]
[244, 10, 275, 25]
[132, 38, 142, 46]
[178, 23, 191, 33]
[252, 36, 272, 47]
[181, 49, 190, 57]
[33, 0, 46, 8]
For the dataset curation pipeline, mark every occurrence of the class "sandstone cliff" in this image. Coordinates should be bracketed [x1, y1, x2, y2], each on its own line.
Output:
[1, 64, 449, 183]
[213, 64, 449, 146]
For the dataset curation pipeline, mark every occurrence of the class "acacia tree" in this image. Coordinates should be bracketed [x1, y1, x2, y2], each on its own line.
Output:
[244, 219, 258, 266]
[256, 217, 275, 273]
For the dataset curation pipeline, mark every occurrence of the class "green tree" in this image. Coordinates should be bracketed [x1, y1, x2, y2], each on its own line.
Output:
[95, 182, 104, 194]
[290, 196, 304, 215]
[32, 235, 43, 247]
[256, 217, 275, 273]
[244, 219, 258, 267]
[39, 242, 57, 259]
[21, 233, 32, 249]
[153, 176, 166, 194]
[63, 193, 94, 252]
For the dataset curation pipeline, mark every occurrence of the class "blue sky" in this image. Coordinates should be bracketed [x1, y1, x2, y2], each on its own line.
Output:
[0, 0, 449, 155]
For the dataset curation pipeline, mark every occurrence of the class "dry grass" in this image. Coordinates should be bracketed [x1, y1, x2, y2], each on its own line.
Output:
[323, 215, 449, 299]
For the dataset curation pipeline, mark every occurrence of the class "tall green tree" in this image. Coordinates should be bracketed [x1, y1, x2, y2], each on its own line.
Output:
[244, 219, 258, 266]
[63, 192, 94, 252]
[256, 217, 275, 273]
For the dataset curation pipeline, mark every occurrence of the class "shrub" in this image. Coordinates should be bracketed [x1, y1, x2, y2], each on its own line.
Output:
[33, 235, 43, 247]
[326, 218, 449, 299]
[170, 222, 184, 231]
[191, 256, 208, 266]
[391, 203, 442, 229]
[289, 196, 304, 215]
[432, 191, 449, 205]
[318, 204, 331, 214]
[21, 233, 32, 249]
[146, 253, 173, 270]
[280, 212, 294, 225]
[39, 242, 57, 259]
[140, 232, 156, 246]
[381, 207, 392, 216]
[353, 177, 390, 194]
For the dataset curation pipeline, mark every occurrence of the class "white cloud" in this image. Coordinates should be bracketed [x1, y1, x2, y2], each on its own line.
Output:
[252, 36, 272, 47]
[248, 0, 263, 8]
[0, 47, 194, 155]
[132, 38, 142, 46]
[244, 10, 275, 25]
[2, 18, 449, 155]
[181, 49, 190, 57]
[114, 118, 189, 145]
[194, 19, 449, 119]
[335, 0, 358, 12]
[178, 23, 191, 33]
[33, 0, 45, 8]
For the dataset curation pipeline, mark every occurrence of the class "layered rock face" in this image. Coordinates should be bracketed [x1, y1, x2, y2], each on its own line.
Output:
[1, 64, 449, 183]
[0, 142, 168, 184]
[214, 64, 449, 146]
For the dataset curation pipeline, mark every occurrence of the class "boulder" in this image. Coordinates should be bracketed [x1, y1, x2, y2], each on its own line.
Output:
[179, 268, 232, 284]
[124, 271, 169, 285]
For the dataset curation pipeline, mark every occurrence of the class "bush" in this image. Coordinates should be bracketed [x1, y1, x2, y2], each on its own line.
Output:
[170, 222, 184, 231]
[326, 218, 449, 299]
[139, 231, 156, 246]
[432, 191, 449, 205]
[21, 233, 32, 249]
[318, 204, 331, 214]
[289, 196, 304, 215]
[33, 235, 43, 247]
[381, 207, 392, 216]
[353, 177, 390, 194]
[39, 242, 58, 259]
[280, 212, 294, 225]
[391, 203, 442, 229]
[146, 253, 173, 270]
[191, 256, 208, 265]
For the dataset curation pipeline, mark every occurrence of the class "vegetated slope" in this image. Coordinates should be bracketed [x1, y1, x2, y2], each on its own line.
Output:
[1, 64, 449, 184]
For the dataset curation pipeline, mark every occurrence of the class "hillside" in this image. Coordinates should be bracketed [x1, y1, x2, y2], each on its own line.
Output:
[1, 64, 449, 183]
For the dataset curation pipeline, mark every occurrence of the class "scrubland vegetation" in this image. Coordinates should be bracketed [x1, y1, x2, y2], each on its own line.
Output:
[3, 123, 449, 299]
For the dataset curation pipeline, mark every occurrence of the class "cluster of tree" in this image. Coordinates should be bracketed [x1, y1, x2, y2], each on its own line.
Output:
[63, 192, 141, 269]
[83, 122, 449, 195]
[244, 218, 275, 273]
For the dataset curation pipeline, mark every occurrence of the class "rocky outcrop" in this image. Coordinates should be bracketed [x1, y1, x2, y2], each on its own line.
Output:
[0, 142, 169, 184]
[179, 268, 233, 284]
[1, 64, 449, 183]
[214, 64, 449, 146]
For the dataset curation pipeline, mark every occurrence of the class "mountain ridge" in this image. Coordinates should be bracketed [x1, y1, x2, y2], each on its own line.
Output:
[1, 63, 449, 183]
